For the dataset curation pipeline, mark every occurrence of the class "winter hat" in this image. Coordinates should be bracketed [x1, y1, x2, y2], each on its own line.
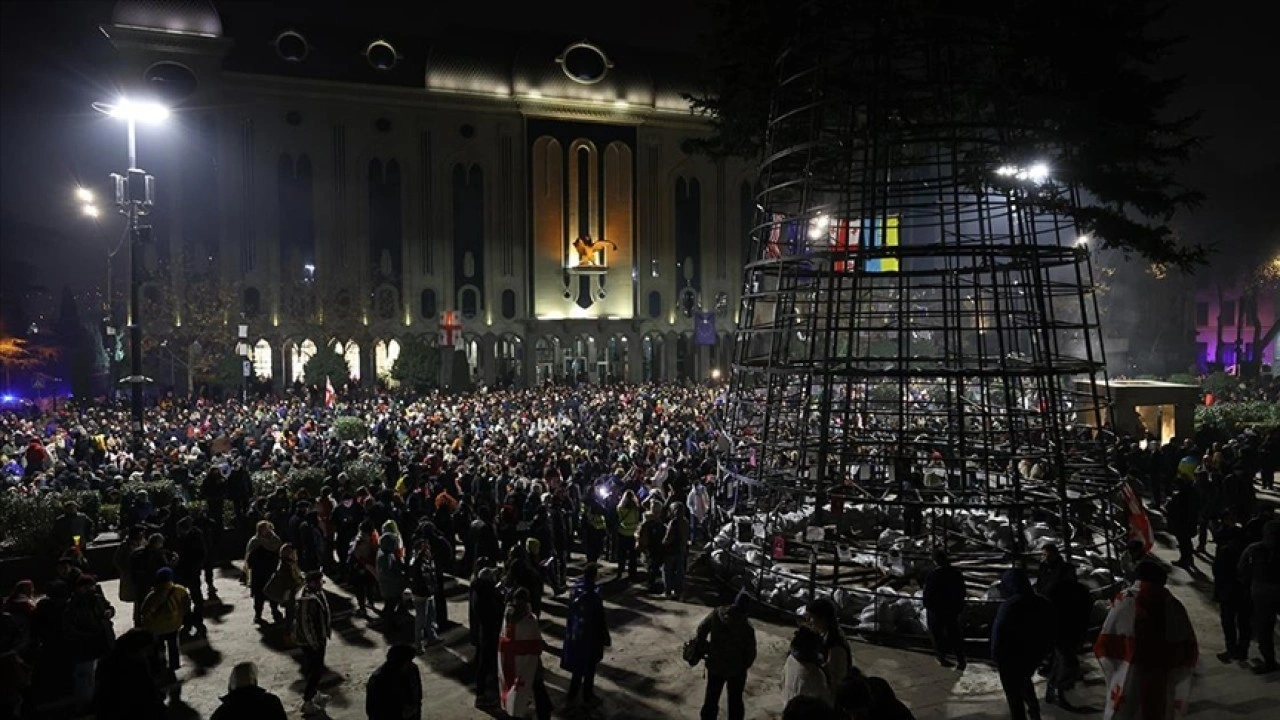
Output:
[156, 567, 174, 582]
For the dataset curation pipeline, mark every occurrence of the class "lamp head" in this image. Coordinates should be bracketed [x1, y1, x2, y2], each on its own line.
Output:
[96, 98, 170, 124]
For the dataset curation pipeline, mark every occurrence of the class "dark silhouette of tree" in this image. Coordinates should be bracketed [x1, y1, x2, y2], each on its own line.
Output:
[303, 343, 350, 388]
[391, 335, 440, 392]
[684, 0, 1205, 269]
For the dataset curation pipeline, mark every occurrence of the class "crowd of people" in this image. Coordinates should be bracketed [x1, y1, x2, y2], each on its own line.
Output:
[0, 380, 1276, 719]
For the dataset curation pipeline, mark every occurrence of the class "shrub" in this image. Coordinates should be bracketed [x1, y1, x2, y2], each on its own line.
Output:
[121, 478, 180, 508]
[0, 489, 101, 556]
[287, 467, 328, 499]
[1167, 373, 1197, 386]
[343, 459, 384, 492]
[1196, 401, 1280, 433]
[1202, 371, 1238, 398]
[331, 416, 368, 443]
[251, 470, 279, 498]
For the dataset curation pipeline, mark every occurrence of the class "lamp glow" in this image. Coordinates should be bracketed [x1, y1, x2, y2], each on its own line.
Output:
[1026, 163, 1050, 183]
[1075, 235, 1090, 247]
[76, 187, 95, 203]
[81, 204, 101, 218]
[95, 98, 170, 124]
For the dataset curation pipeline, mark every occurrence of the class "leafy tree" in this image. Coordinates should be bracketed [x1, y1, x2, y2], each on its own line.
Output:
[54, 287, 101, 398]
[303, 342, 350, 387]
[330, 417, 368, 443]
[684, 0, 1205, 269]
[391, 335, 440, 393]
[136, 268, 240, 380]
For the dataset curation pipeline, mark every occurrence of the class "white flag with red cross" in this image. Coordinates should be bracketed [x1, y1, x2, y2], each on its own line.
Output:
[439, 310, 463, 347]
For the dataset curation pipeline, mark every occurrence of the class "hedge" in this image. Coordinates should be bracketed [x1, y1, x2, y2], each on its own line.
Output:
[1196, 401, 1280, 433]
[0, 489, 103, 557]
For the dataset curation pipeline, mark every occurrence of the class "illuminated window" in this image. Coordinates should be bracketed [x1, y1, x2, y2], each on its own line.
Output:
[291, 339, 316, 382]
[375, 339, 401, 379]
[342, 340, 361, 381]
[252, 339, 272, 379]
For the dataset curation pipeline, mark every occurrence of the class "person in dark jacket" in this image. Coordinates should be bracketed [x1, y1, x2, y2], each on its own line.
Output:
[835, 668, 917, 720]
[1212, 515, 1252, 663]
[561, 563, 610, 706]
[465, 506, 502, 577]
[129, 533, 171, 625]
[210, 662, 287, 720]
[694, 589, 757, 720]
[408, 536, 438, 652]
[366, 644, 423, 720]
[922, 549, 966, 669]
[92, 628, 166, 720]
[990, 568, 1053, 720]
[469, 561, 504, 709]
[1238, 519, 1280, 673]
[173, 516, 207, 635]
[1165, 479, 1201, 570]
[64, 575, 115, 713]
[1044, 564, 1091, 709]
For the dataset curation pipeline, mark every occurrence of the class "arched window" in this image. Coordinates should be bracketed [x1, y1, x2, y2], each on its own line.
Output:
[292, 339, 317, 383]
[459, 286, 480, 319]
[252, 339, 272, 379]
[648, 291, 662, 319]
[342, 340, 361, 381]
[375, 339, 400, 379]
[420, 289, 437, 318]
[501, 289, 517, 320]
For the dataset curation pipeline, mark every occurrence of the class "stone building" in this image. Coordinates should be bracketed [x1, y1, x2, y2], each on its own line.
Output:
[104, 0, 753, 388]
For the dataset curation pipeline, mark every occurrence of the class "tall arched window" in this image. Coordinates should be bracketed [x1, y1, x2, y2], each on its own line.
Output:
[252, 339, 273, 379]
[292, 339, 317, 382]
[375, 339, 400, 379]
[343, 340, 361, 381]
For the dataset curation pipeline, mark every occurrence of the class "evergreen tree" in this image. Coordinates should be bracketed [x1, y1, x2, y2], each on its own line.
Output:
[55, 287, 97, 398]
[390, 335, 440, 393]
[303, 343, 350, 387]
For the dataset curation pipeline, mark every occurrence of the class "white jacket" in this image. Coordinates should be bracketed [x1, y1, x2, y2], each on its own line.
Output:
[781, 655, 831, 708]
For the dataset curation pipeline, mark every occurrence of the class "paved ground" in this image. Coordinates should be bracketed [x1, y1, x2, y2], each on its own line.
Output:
[80, 501, 1280, 719]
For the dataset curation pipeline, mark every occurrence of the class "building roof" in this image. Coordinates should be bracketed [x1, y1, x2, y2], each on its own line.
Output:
[111, 0, 223, 37]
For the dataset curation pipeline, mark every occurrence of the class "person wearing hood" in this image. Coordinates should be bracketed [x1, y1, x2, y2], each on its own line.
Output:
[1045, 563, 1092, 709]
[138, 566, 191, 673]
[561, 563, 610, 707]
[693, 589, 757, 720]
[469, 559, 505, 709]
[210, 662, 287, 720]
[781, 626, 830, 708]
[376, 526, 409, 622]
[366, 644, 423, 720]
[990, 568, 1053, 720]
[245, 520, 284, 624]
[498, 587, 551, 720]
[637, 503, 667, 593]
[1094, 560, 1199, 719]
[92, 628, 166, 720]
[1237, 518, 1280, 673]
[835, 668, 917, 720]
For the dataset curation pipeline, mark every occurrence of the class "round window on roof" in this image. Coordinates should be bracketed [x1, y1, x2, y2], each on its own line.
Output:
[557, 42, 612, 85]
[143, 62, 198, 102]
[274, 30, 309, 63]
[366, 40, 399, 71]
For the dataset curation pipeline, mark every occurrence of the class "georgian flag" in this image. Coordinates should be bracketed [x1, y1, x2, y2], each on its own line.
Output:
[325, 376, 336, 408]
[1094, 581, 1198, 720]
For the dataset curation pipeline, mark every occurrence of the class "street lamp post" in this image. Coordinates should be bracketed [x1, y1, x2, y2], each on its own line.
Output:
[95, 98, 168, 447]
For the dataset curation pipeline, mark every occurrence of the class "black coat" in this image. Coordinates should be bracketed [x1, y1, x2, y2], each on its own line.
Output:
[365, 661, 422, 720]
[922, 564, 966, 617]
[210, 686, 287, 720]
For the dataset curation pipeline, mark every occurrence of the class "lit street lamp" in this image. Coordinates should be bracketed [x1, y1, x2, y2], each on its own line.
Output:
[94, 97, 168, 445]
[80, 203, 101, 218]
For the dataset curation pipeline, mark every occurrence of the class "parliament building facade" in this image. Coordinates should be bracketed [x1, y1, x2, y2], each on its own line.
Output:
[106, 1, 753, 388]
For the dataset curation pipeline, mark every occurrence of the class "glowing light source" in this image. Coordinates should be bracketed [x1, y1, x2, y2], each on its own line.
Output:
[710, 368, 722, 380]
[97, 98, 170, 124]
[995, 165, 1018, 176]
[76, 187, 95, 203]
[808, 213, 831, 240]
[1075, 235, 1090, 247]
[81, 204, 101, 218]
[1025, 163, 1050, 183]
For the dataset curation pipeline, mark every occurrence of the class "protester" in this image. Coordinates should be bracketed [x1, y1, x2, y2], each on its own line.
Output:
[365, 644, 423, 720]
[92, 628, 166, 720]
[469, 561, 504, 709]
[782, 626, 831, 708]
[562, 562, 610, 707]
[805, 597, 852, 698]
[265, 543, 304, 642]
[990, 568, 1053, 720]
[1045, 563, 1091, 709]
[173, 516, 208, 636]
[295, 570, 332, 713]
[1237, 519, 1280, 674]
[922, 549, 966, 669]
[615, 491, 642, 579]
[498, 587, 550, 720]
[1094, 560, 1199, 719]
[210, 662, 288, 720]
[244, 520, 284, 624]
[1212, 514, 1252, 663]
[408, 536, 439, 652]
[63, 574, 115, 713]
[694, 589, 757, 720]
[663, 502, 690, 599]
[138, 566, 191, 675]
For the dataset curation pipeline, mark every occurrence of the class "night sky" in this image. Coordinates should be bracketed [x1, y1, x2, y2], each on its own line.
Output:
[1, 0, 1276, 318]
